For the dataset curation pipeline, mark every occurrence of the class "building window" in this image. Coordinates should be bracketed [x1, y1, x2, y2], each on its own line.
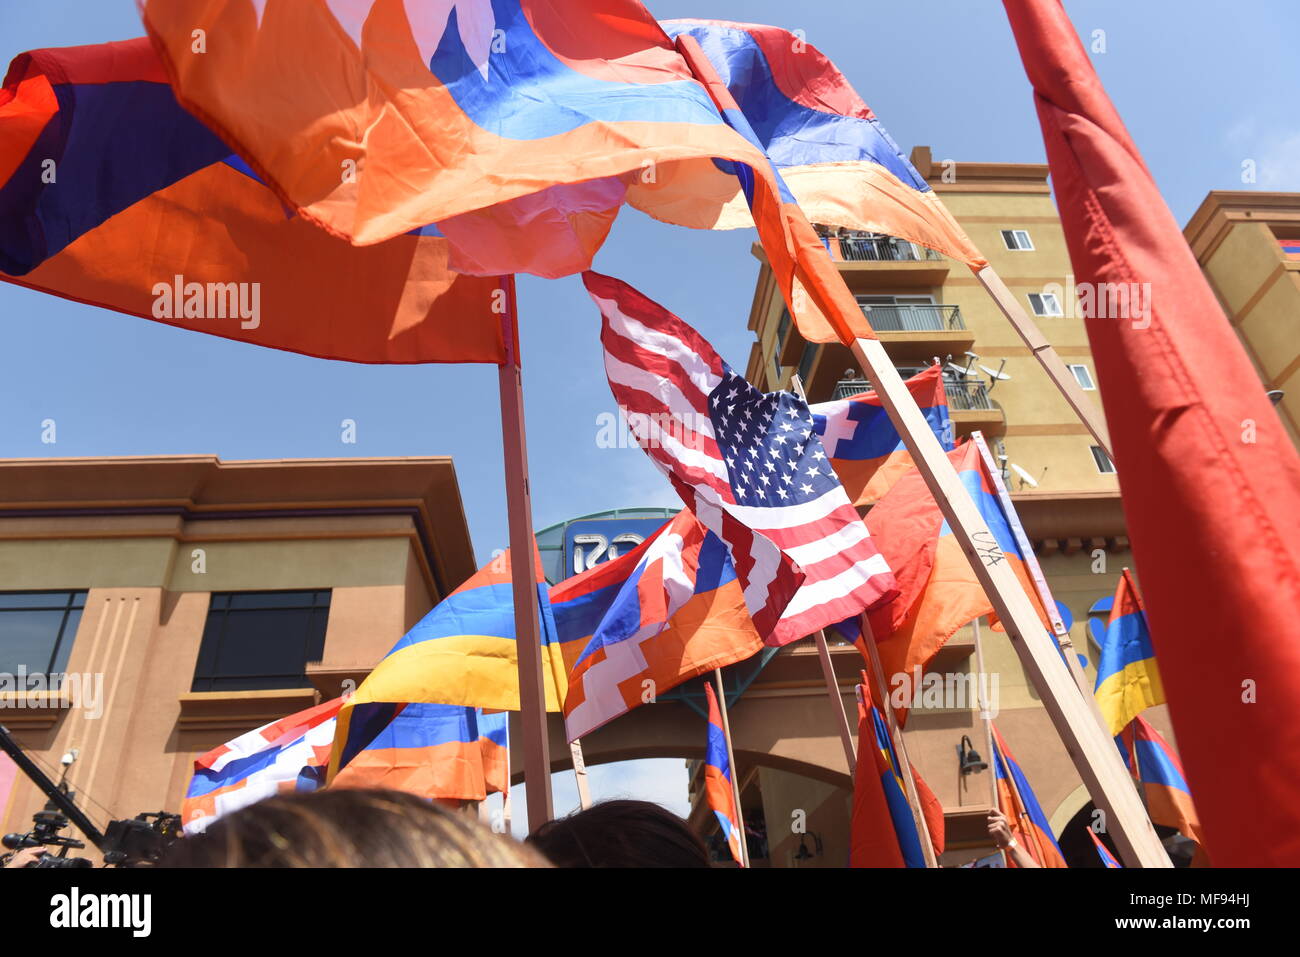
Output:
[1002, 229, 1034, 251]
[1028, 292, 1063, 317]
[796, 343, 819, 387]
[1090, 446, 1116, 474]
[770, 350, 782, 385]
[1069, 364, 1096, 390]
[191, 590, 331, 693]
[0, 591, 86, 689]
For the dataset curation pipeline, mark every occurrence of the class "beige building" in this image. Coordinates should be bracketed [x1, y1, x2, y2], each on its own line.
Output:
[0, 455, 475, 859]
[678, 147, 1213, 867]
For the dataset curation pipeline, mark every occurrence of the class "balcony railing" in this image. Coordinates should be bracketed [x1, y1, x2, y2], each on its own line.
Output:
[860, 303, 965, 333]
[833, 375, 998, 412]
[838, 234, 942, 262]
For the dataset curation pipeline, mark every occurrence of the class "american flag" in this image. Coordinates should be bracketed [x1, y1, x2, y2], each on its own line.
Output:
[586, 271, 896, 645]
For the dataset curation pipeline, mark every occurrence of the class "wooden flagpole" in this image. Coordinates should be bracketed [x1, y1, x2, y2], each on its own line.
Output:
[970, 431, 1097, 703]
[971, 618, 1006, 865]
[859, 614, 939, 868]
[788, 373, 857, 774]
[973, 267, 1112, 457]
[712, 668, 750, 867]
[497, 275, 554, 834]
[674, 33, 1166, 867]
[569, 739, 593, 810]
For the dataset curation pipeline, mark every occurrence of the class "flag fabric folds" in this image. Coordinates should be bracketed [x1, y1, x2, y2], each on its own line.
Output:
[1118, 716, 1205, 861]
[551, 511, 764, 740]
[991, 723, 1066, 868]
[1088, 829, 1122, 868]
[181, 697, 341, 834]
[659, 19, 985, 268]
[1094, 570, 1164, 736]
[703, 681, 744, 866]
[849, 678, 943, 868]
[811, 365, 953, 506]
[1004, 0, 1300, 865]
[328, 546, 566, 781]
[0, 38, 505, 364]
[587, 270, 896, 646]
[331, 702, 505, 801]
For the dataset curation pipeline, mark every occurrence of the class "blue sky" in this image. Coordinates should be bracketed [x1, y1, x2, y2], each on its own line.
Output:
[2, 1, 1296, 818]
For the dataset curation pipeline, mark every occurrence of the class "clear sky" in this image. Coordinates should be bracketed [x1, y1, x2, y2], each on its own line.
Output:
[2, 2, 1296, 820]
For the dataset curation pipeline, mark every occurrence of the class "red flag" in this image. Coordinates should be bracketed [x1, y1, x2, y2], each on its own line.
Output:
[1004, 0, 1300, 865]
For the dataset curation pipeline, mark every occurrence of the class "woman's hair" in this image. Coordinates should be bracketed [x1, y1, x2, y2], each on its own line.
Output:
[526, 799, 710, 868]
[163, 788, 548, 868]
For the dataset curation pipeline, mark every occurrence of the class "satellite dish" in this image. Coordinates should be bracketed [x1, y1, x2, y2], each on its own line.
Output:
[980, 364, 1011, 381]
[946, 362, 970, 376]
[1010, 463, 1038, 488]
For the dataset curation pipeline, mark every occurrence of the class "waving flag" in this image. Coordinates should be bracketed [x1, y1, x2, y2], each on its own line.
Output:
[850, 678, 944, 868]
[812, 365, 953, 505]
[1088, 829, 1122, 868]
[0, 38, 504, 364]
[1004, 0, 1300, 866]
[328, 546, 566, 781]
[587, 271, 896, 646]
[331, 703, 501, 801]
[992, 723, 1066, 868]
[478, 711, 510, 796]
[181, 697, 341, 834]
[1280, 239, 1300, 261]
[552, 511, 763, 740]
[1094, 570, 1164, 736]
[660, 20, 984, 268]
[1118, 716, 1205, 862]
[703, 681, 745, 866]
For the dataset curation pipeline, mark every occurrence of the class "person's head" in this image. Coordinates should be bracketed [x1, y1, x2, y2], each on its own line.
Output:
[163, 788, 548, 868]
[526, 799, 710, 868]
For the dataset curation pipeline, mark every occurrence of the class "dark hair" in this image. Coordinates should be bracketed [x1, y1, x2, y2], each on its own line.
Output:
[526, 799, 710, 868]
[163, 788, 548, 868]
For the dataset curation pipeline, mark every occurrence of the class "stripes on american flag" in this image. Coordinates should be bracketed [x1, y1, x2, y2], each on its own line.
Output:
[585, 270, 896, 645]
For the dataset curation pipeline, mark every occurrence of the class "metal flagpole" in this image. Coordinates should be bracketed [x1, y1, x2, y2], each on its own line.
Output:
[497, 274, 553, 833]
[859, 614, 939, 868]
[675, 32, 1167, 868]
[788, 373, 856, 774]
[569, 739, 592, 810]
[712, 668, 750, 867]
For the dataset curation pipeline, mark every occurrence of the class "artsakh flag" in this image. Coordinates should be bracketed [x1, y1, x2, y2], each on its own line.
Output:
[1005, 0, 1300, 866]
[659, 20, 985, 268]
[811, 365, 953, 505]
[551, 511, 763, 741]
[703, 681, 745, 866]
[0, 38, 504, 364]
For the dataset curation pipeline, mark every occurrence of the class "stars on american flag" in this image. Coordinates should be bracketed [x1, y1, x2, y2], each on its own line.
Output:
[708, 370, 838, 508]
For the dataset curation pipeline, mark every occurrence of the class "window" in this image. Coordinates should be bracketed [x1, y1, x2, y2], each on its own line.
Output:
[796, 343, 819, 387]
[191, 590, 331, 692]
[0, 591, 86, 689]
[770, 349, 782, 385]
[1069, 364, 1096, 390]
[1028, 292, 1062, 317]
[1002, 229, 1034, 251]
[1090, 445, 1116, 474]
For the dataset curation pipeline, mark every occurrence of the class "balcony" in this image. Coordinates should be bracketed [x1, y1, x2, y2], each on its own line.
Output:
[833, 374, 1005, 434]
[861, 303, 964, 333]
[838, 234, 943, 262]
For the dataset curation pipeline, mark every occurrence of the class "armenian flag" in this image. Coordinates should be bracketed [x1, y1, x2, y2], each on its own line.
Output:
[1094, 570, 1164, 736]
[328, 546, 566, 781]
[551, 511, 764, 741]
[1279, 238, 1300, 261]
[703, 681, 744, 866]
[1118, 716, 1205, 862]
[1088, 829, 1122, 868]
[0, 38, 504, 364]
[181, 697, 341, 834]
[331, 703, 501, 801]
[659, 20, 985, 267]
[850, 678, 944, 868]
[811, 365, 953, 505]
[991, 723, 1066, 868]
